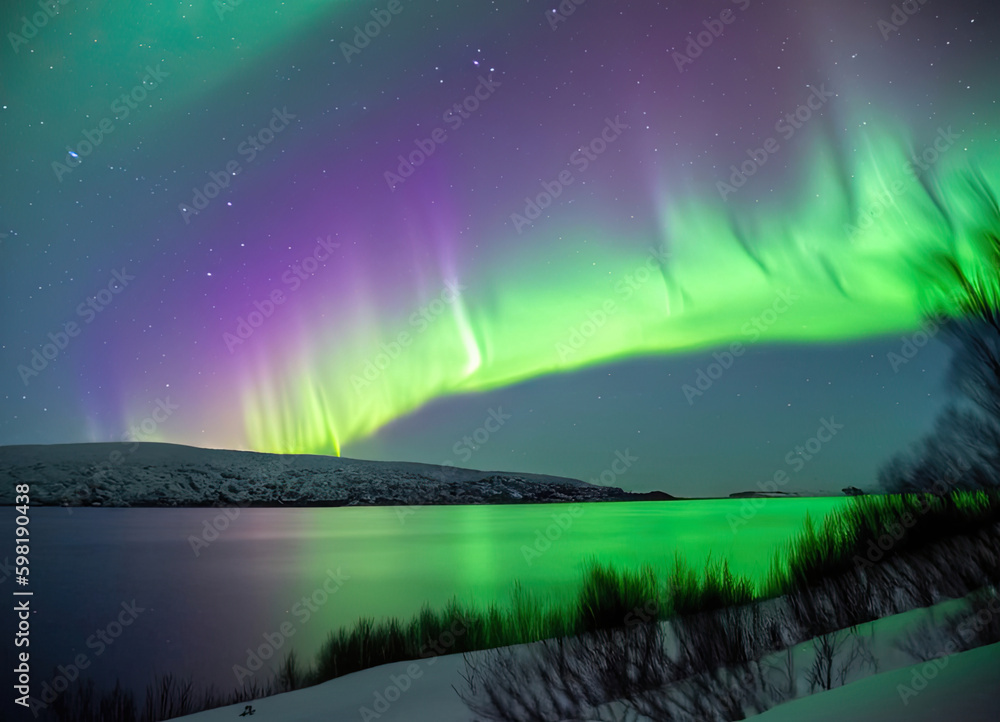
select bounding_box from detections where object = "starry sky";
[1,0,998,496]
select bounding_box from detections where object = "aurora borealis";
[3,0,999,495]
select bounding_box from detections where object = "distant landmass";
[728,487,863,499]
[0,442,677,507]
[729,490,802,498]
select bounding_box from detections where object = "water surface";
[27,498,844,693]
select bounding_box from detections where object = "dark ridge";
[0,442,677,508]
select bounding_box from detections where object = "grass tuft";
[766,491,1000,596]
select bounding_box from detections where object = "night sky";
[2,0,998,496]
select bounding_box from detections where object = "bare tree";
[805,627,877,692]
[880,172,1000,492]
[894,586,1000,663]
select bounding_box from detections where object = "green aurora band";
[235,125,1000,456]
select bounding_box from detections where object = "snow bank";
[173,599,999,722]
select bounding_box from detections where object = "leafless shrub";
[805,626,878,693]
[895,586,1000,663]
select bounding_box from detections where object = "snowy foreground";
[175,602,1000,722]
[754,642,1000,722]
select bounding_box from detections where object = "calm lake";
[26,498,845,694]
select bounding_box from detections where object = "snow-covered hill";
[0,442,641,507]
